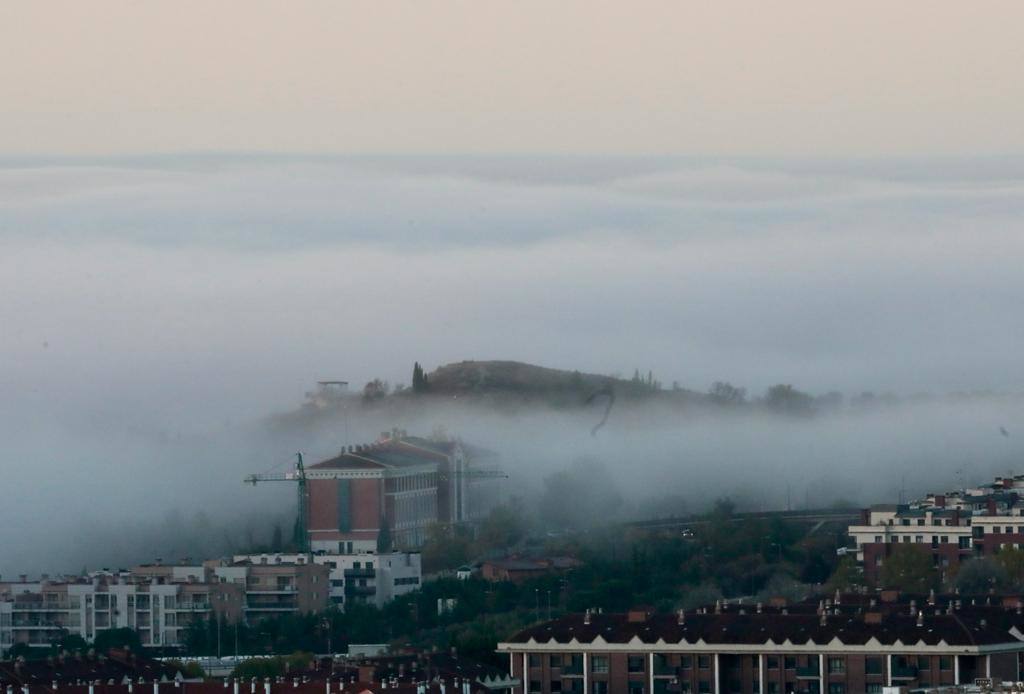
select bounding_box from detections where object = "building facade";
[848,475,1024,584]
[234,551,421,610]
[305,431,502,552]
[498,595,1024,694]
[0,559,329,652]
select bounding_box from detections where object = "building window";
[1007,527,1014,534]
[784,657,796,670]
[591,656,609,674]
[628,655,645,673]
[529,681,542,694]
[681,655,692,669]
[628,684,645,694]
[698,655,711,669]
[828,658,844,674]
[549,654,562,668]
[698,682,710,694]
[915,536,923,543]
[591,683,608,694]
[767,685,780,694]
[892,536,899,543]
[940,656,952,671]
[550,681,562,693]
[917,656,929,670]
[529,654,541,667]
[866,685,882,694]
[874,535,883,543]
[865,657,882,675]
[828,685,845,694]
[766,656,778,670]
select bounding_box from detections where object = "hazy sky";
[3,2,1024,156]
[3,4,1024,575]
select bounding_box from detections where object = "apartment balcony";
[246,587,297,594]
[561,662,584,676]
[12,622,65,630]
[12,601,73,612]
[344,567,376,579]
[795,665,820,679]
[653,662,677,677]
[344,584,376,597]
[175,602,212,611]
[891,665,918,679]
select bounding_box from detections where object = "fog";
[2,155,1023,577]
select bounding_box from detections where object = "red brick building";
[499,594,1024,694]
[305,431,502,552]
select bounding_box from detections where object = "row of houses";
[498,591,1024,694]
[848,474,1024,584]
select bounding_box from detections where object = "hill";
[424,360,621,395]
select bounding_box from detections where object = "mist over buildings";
[1,155,1023,577]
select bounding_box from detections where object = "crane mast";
[244,452,310,553]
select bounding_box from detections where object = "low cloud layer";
[1,155,1022,576]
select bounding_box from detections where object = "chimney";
[677,609,685,625]
[583,609,591,625]
[916,611,924,627]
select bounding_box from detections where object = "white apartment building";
[234,551,421,610]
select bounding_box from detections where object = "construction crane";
[244,452,309,553]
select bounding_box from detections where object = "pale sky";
[3,1,1024,156]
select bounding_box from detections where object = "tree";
[756,573,812,604]
[93,627,143,654]
[475,503,527,554]
[52,632,88,655]
[996,547,1024,589]
[412,362,429,393]
[825,556,862,592]
[762,384,814,416]
[709,381,746,406]
[421,523,472,573]
[376,520,393,553]
[955,557,1010,594]
[681,582,723,609]
[880,545,937,593]
[362,378,389,402]
[5,643,33,660]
